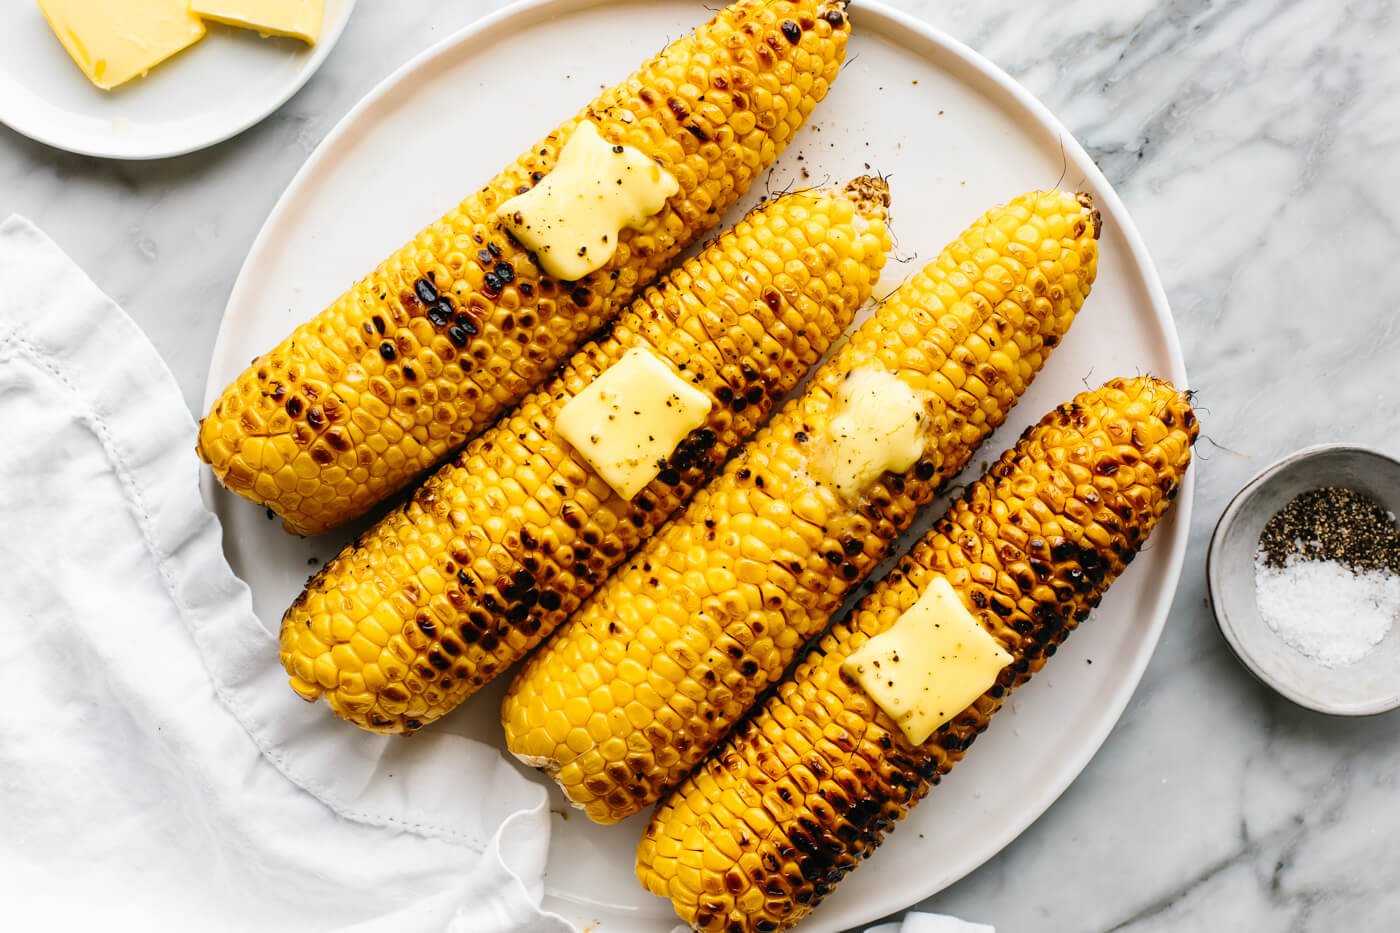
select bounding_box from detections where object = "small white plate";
[201,1,1194,930]
[0,0,355,160]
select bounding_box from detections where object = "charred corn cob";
[280,179,893,732]
[198,0,853,536]
[639,377,1197,932]
[503,189,1102,823]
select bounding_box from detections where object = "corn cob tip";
[1074,191,1103,239]
[842,174,891,220]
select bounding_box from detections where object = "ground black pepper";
[1257,486,1400,574]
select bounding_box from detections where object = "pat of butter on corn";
[189,0,324,43]
[843,576,1013,745]
[555,346,711,500]
[498,121,679,281]
[819,368,927,499]
[37,0,206,90]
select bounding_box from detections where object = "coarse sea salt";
[1254,552,1400,667]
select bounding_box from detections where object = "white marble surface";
[3,1,1398,930]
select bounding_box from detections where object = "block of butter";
[37,0,206,91]
[554,346,712,500]
[497,121,679,281]
[189,0,324,44]
[843,576,1013,746]
[818,367,927,500]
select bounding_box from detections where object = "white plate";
[201,1,1194,930]
[0,1,354,159]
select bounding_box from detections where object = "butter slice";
[555,346,711,500]
[189,0,323,43]
[37,0,205,90]
[497,121,679,281]
[818,368,926,499]
[843,576,1013,746]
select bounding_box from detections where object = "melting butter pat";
[189,0,324,43]
[818,368,926,499]
[497,121,679,281]
[555,346,711,500]
[37,0,206,90]
[843,576,1013,746]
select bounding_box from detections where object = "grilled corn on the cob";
[281,179,893,732]
[638,377,1197,933]
[198,0,854,536]
[503,189,1102,823]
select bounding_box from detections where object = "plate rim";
[0,0,357,161]
[200,0,1196,927]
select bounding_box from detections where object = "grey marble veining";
[4,1,1399,930]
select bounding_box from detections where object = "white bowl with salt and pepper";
[1208,444,1400,715]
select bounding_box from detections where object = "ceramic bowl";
[1208,444,1400,715]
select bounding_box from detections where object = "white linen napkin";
[0,214,994,933]
[0,214,570,933]
[867,915,995,933]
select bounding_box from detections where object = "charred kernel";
[447,325,471,348]
[428,302,454,327]
[780,19,801,42]
[379,342,396,361]
[414,278,438,304]
[371,315,387,335]
[485,272,503,291]
[285,397,303,417]
[494,261,516,284]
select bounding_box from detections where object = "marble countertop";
[4,1,1397,930]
